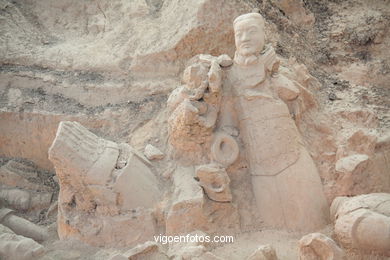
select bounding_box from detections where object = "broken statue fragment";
[331,193,390,255]
[48,121,160,247]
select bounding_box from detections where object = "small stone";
[144,144,165,160]
[328,92,340,101]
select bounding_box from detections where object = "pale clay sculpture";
[48,12,333,248]
[330,193,390,255]
[227,13,329,231]
[167,13,329,231]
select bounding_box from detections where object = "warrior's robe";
[224,47,329,231]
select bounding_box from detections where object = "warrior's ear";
[263,45,279,74]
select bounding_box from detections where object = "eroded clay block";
[49,121,119,214]
[167,86,188,112]
[168,55,223,164]
[166,166,207,235]
[334,154,370,195]
[182,63,208,88]
[298,233,345,260]
[113,151,160,210]
[49,121,105,180]
[331,193,390,255]
[171,166,204,206]
[334,209,390,253]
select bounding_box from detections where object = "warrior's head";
[233,13,265,57]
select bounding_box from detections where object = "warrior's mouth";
[240,43,252,49]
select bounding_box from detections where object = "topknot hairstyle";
[233,13,265,29]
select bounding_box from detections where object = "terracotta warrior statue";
[167,13,329,231]
[221,13,329,231]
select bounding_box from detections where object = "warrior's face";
[234,17,265,57]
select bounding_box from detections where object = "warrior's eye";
[248,29,257,34]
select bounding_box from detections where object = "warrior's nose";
[240,32,249,41]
